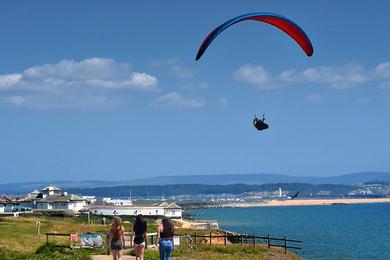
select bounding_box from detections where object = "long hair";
[133,214,147,235]
[162,218,174,237]
[110,216,123,238]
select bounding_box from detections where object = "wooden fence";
[186,233,302,254]
[46,232,302,254]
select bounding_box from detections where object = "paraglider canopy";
[196,12,314,60]
[253,114,269,131]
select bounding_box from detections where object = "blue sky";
[1,1,390,183]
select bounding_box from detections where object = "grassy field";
[0,214,300,259]
[125,245,300,260]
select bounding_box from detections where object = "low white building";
[103,198,133,206]
[89,202,182,218]
[0,196,16,212]
[36,194,87,211]
[11,185,93,213]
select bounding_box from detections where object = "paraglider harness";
[253,114,269,131]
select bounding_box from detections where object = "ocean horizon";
[192,203,390,259]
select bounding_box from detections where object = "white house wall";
[164,209,182,218]
[91,207,181,218]
[19,201,35,209]
[36,201,86,211]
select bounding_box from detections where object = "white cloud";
[3,94,119,109]
[299,65,367,89]
[152,92,205,109]
[234,65,274,90]
[0,74,22,89]
[129,72,158,88]
[0,58,158,109]
[234,62,390,90]
[374,62,390,78]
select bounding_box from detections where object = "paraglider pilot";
[253,114,269,131]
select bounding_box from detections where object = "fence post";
[151,235,154,245]
[284,236,287,254]
[224,231,227,245]
[106,234,110,255]
[209,233,212,245]
[194,233,197,244]
[267,234,270,248]
[253,235,255,247]
[36,221,40,238]
[241,235,243,245]
[46,233,49,243]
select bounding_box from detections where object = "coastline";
[231,197,390,207]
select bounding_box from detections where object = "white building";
[40,185,62,197]
[0,196,16,212]
[0,204,4,213]
[12,185,93,212]
[103,198,133,206]
[36,194,87,211]
[89,202,182,218]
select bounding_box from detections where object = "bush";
[0,246,36,260]
[34,242,92,260]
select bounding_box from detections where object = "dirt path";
[91,255,178,260]
[91,255,135,260]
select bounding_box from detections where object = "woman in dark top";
[132,214,147,260]
[157,218,174,260]
[109,216,125,260]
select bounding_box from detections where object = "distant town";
[0,184,182,218]
[1,180,390,217]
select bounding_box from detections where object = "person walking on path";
[132,214,147,260]
[109,216,126,260]
[157,218,175,260]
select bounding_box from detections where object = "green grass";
[126,246,189,260]
[0,215,300,260]
[0,242,103,260]
[124,244,300,260]
[182,244,301,260]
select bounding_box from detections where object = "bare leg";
[138,243,146,260]
[118,249,123,260]
[134,244,140,260]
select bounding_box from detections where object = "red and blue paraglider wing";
[196,13,313,60]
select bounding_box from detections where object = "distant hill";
[67,183,356,198]
[127,171,390,186]
[1,171,389,194]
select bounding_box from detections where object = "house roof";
[165,203,181,209]
[16,194,40,202]
[0,196,14,204]
[37,194,85,203]
[87,201,182,210]
[41,185,62,191]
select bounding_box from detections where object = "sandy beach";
[236,198,390,207]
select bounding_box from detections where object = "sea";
[191,203,390,260]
